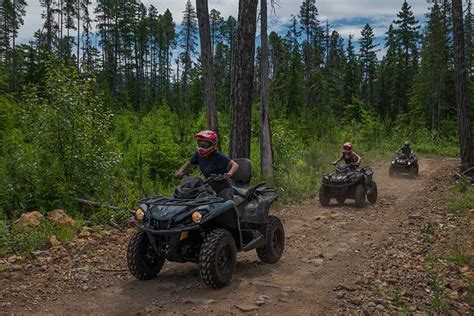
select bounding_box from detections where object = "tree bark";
[196,0,220,142]
[260,0,273,176]
[230,0,258,159]
[452,0,474,171]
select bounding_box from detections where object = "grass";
[449,187,474,214]
[447,235,474,267]
[0,214,83,258]
[428,265,446,313]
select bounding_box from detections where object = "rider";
[175,130,239,200]
[398,141,412,158]
[332,142,362,169]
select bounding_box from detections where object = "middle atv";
[389,154,419,177]
[319,163,378,208]
[127,159,285,289]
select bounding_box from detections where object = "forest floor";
[1,158,473,315]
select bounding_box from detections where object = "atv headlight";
[134,208,145,220]
[192,212,202,224]
[391,160,395,164]
[407,161,411,166]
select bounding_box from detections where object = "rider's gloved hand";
[223,173,233,180]
[174,171,183,178]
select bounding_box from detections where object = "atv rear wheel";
[127,231,165,280]
[336,196,346,204]
[367,181,378,204]
[199,229,237,289]
[355,184,367,208]
[319,186,330,206]
[257,216,285,264]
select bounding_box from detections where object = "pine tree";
[299,0,319,109]
[325,30,346,114]
[0,0,27,91]
[196,0,219,136]
[392,0,421,113]
[179,0,198,99]
[209,9,224,56]
[358,23,378,107]
[410,2,452,131]
[230,0,258,159]
[344,35,359,105]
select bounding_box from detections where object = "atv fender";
[201,200,243,250]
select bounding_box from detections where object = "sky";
[18,0,433,57]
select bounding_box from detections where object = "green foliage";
[9,221,55,258]
[0,61,119,216]
[449,188,474,214]
[428,265,446,313]
[90,208,131,226]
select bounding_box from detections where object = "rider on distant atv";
[333,142,362,170]
[397,141,412,158]
[175,130,239,200]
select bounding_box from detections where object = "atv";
[389,154,419,177]
[127,159,284,289]
[319,163,378,208]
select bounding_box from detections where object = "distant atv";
[127,159,284,289]
[389,154,419,177]
[319,164,378,208]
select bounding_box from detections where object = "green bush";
[449,188,474,214]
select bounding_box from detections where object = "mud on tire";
[127,231,165,280]
[257,216,285,264]
[199,229,237,289]
[319,186,330,206]
[355,184,367,208]
[367,181,378,204]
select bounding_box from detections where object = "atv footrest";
[242,231,265,251]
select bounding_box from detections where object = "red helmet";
[343,142,353,151]
[196,130,218,157]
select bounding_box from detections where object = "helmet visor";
[197,140,213,149]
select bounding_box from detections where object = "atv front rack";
[139,196,224,206]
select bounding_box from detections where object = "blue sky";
[19,0,433,57]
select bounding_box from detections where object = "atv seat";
[231,158,252,187]
[233,186,249,197]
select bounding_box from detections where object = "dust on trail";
[6,158,456,315]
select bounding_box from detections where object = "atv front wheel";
[355,184,367,208]
[257,216,285,264]
[409,165,418,177]
[127,231,165,280]
[389,166,395,177]
[367,181,378,204]
[199,229,237,289]
[319,186,330,206]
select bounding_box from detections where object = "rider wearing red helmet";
[333,142,362,167]
[175,130,239,200]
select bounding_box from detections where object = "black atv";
[389,154,419,177]
[319,164,378,208]
[127,159,284,289]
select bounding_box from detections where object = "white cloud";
[19,0,431,43]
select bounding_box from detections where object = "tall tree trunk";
[452,0,474,171]
[230,0,258,159]
[196,0,220,141]
[77,0,80,71]
[260,0,273,176]
[11,0,17,92]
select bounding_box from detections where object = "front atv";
[127,159,284,289]
[319,164,378,208]
[389,154,419,177]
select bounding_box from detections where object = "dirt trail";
[4,159,457,315]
